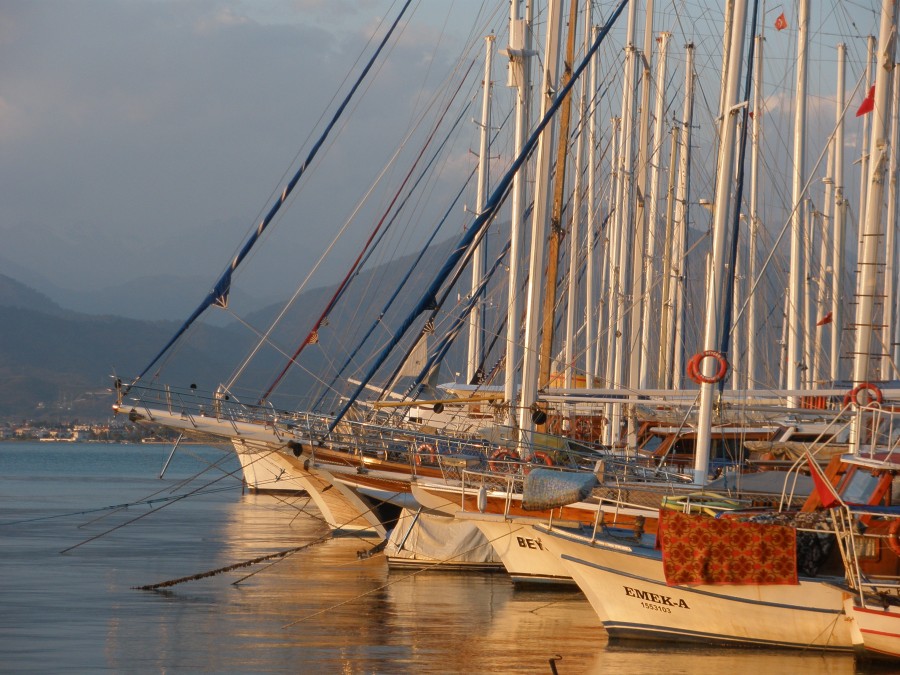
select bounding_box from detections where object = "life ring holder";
[843,383,884,409]
[688,350,729,385]
[489,449,517,473]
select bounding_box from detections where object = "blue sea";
[0,442,862,673]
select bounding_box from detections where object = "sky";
[0,0,888,321]
[0,0,504,316]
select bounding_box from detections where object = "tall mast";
[746,30,764,389]
[816,45,837,386]
[814,200,830,385]
[717,0,736,125]
[858,35,877,252]
[467,35,495,385]
[830,43,847,383]
[503,0,533,427]
[608,0,639,447]
[658,122,678,385]
[693,0,748,485]
[851,0,898,453]
[639,31,671,389]
[564,2,592,390]
[670,42,694,390]
[786,0,810,407]
[630,0,656,401]
[603,114,622,444]
[517,0,564,453]
[585,24,600,387]
[882,63,900,380]
[538,0,579,394]
[802,198,814,389]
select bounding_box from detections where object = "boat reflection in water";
[112,490,857,673]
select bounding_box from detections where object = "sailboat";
[113,1,900,657]
[114,0,636,550]
[522,0,900,657]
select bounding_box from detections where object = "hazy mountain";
[0,274,72,317]
[0,237,466,420]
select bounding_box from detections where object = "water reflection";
[123,492,856,673]
[0,439,869,673]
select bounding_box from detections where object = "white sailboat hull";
[231,438,311,494]
[846,597,900,659]
[128,405,309,492]
[127,406,386,535]
[466,515,576,585]
[540,525,854,651]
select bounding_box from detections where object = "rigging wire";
[327,0,632,432]
[126,0,417,392]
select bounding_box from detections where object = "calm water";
[0,442,866,673]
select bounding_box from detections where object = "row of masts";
[459,0,899,469]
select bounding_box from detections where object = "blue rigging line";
[127,0,415,390]
[312,168,476,412]
[327,0,630,432]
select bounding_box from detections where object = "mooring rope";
[133,488,407,590]
[77,447,240,529]
[58,461,247,554]
[133,536,333,591]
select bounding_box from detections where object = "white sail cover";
[385,508,501,566]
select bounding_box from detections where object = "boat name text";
[624,586,689,609]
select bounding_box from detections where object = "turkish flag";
[856,84,876,116]
[774,12,788,31]
[816,311,833,327]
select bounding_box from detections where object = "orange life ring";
[688,350,729,384]
[888,519,900,558]
[843,383,884,408]
[489,449,517,472]
[415,443,438,466]
[686,354,700,382]
[532,451,555,467]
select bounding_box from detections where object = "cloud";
[0,0,489,307]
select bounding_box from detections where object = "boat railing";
[852,403,900,465]
[290,414,495,473]
[119,382,314,437]
[830,503,900,604]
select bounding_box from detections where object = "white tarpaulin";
[385,508,502,568]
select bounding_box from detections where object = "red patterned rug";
[658,509,799,586]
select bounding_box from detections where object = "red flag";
[774,12,788,31]
[806,452,842,509]
[816,311,833,327]
[856,84,876,116]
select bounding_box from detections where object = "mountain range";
[0,221,742,423]
[0,237,462,422]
